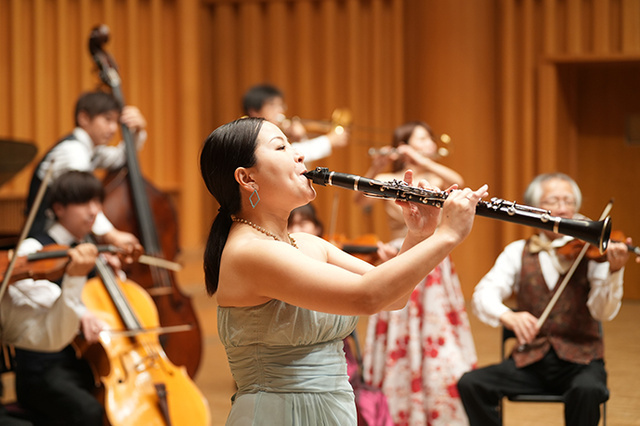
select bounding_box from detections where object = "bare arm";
[218,184,488,315]
[399,144,464,188]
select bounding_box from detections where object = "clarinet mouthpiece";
[303,167,330,185]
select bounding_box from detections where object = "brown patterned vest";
[511,240,603,368]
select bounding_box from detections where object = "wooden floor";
[174,248,640,426]
[5,247,636,425]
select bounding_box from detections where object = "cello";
[75,253,211,425]
[88,25,203,377]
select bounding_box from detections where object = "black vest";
[511,240,603,367]
[25,133,77,237]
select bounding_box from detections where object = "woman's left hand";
[397,169,446,240]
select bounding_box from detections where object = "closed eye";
[278,140,293,151]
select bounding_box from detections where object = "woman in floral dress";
[357,121,477,425]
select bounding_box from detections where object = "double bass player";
[25,90,146,250]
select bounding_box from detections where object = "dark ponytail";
[199,117,264,295]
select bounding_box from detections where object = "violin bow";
[536,199,614,329]
[26,244,182,272]
[0,161,56,301]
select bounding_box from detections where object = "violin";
[75,254,210,425]
[0,244,132,285]
[557,230,640,262]
[0,243,179,285]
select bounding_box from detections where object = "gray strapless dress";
[218,299,359,425]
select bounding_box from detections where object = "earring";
[250,188,260,208]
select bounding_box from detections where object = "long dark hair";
[199,117,264,295]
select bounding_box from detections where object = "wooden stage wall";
[1,0,639,298]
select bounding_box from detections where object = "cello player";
[0,237,97,426]
[14,171,132,425]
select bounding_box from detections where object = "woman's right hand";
[436,184,489,244]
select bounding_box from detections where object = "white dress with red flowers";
[362,256,477,426]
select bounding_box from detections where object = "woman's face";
[407,125,437,157]
[251,122,316,207]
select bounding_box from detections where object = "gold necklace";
[231,215,298,249]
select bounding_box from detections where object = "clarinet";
[303,167,611,253]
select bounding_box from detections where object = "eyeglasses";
[540,197,577,208]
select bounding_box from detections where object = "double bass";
[88,25,202,377]
[76,253,210,425]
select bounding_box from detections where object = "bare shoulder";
[216,237,284,306]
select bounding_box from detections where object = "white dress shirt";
[1,223,88,351]
[36,127,147,235]
[294,136,332,163]
[472,234,624,328]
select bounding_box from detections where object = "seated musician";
[457,172,633,426]
[0,227,97,426]
[242,83,349,162]
[13,171,136,426]
[25,90,146,248]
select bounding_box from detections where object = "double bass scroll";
[88,25,203,377]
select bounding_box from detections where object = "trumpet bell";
[288,108,353,136]
[437,133,452,158]
[331,108,353,129]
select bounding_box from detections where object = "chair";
[0,345,37,423]
[499,327,607,425]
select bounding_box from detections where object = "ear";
[77,110,91,128]
[51,202,64,219]
[234,167,257,194]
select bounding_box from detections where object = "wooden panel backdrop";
[199,0,407,244]
[1,0,639,299]
[499,0,640,298]
[0,0,204,246]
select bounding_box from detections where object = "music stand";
[0,139,37,186]
[0,139,37,248]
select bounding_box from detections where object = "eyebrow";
[267,135,288,145]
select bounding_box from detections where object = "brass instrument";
[304,167,612,253]
[368,133,453,159]
[278,108,352,136]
